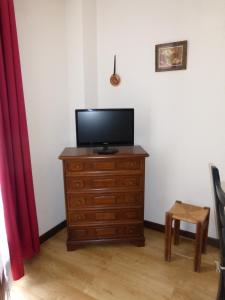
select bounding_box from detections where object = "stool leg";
[165,212,173,261]
[195,222,203,272]
[202,208,210,254]
[174,219,180,245]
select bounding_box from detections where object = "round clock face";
[110,74,121,86]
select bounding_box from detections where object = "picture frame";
[155,40,187,72]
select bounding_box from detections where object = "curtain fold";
[0,0,40,280]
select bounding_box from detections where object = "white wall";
[14,0,70,235]
[65,0,85,144]
[97,0,225,237]
[65,0,98,144]
[14,0,98,235]
[82,0,98,107]
[14,0,225,238]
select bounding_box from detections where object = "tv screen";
[75,109,134,150]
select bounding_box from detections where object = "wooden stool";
[165,201,210,272]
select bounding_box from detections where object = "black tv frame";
[75,108,134,154]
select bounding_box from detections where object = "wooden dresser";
[59,146,149,250]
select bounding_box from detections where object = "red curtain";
[0,0,40,280]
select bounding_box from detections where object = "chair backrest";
[211,165,225,265]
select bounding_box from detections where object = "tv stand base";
[94,147,118,155]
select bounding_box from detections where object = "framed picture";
[155,40,187,72]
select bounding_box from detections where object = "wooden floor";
[11,228,219,300]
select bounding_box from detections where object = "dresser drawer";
[64,158,143,174]
[68,208,143,225]
[66,174,144,191]
[67,191,143,209]
[68,224,143,241]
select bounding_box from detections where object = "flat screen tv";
[75,108,134,154]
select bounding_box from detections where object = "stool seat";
[165,201,210,272]
[169,202,209,224]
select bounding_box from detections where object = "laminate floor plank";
[11,228,219,300]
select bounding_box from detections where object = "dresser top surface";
[59,146,149,160]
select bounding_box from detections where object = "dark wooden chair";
[211,166,225,300]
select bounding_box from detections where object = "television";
[75,108,134,154]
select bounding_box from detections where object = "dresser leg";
[67,242,84,251]
[131,239,145,247]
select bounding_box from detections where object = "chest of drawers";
[59,146,149,250]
